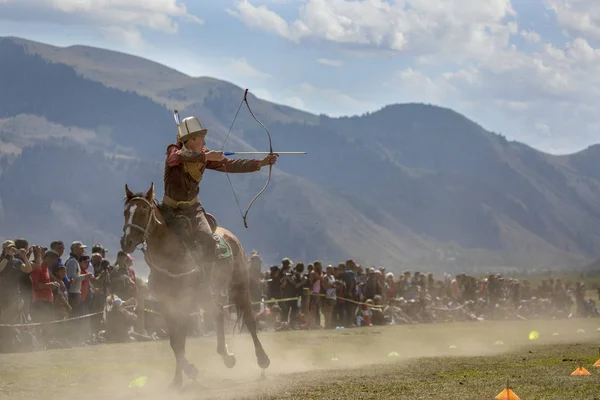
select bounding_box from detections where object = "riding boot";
[186,231,218,266]
[199,235,219,265]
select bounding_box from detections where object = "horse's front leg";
[166,316,184,389]
[167,315,197,389]
[214,300,236,368]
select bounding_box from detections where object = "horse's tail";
[232,285,247,334]
[218,227,252,335]
[230,237,251,335]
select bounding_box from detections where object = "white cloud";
[285,96,305,109]
[0,0,201,47]
[224,58,272,79]
[250,88,274,102]
[316,58,343,67]
[229,0,517,62]
[521,29,541,43]
[102,26,146,48]
[404,36,600,153]
[547,0,600,40]
[296,83,376,116]
[226,1,291,39]
[393,68,448,103]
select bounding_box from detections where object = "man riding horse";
[163,115,278,264]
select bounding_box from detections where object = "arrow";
[224,151,306,156]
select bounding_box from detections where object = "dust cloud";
[1,318,597,400]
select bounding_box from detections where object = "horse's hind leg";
[215,302,236,368]
[237,286,270,369]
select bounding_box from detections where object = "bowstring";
[221,95,246,223]
[221,89,274,228]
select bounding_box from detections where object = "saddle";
[157,202,217,235]
[157,202,232,260]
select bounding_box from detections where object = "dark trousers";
[167,205,217,261]
[68,293,81,316]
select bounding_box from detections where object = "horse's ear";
[145,183,155,201]
[125,184,134,199]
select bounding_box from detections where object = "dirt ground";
[2,318,600,399]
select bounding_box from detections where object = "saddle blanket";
[214,233,232,260]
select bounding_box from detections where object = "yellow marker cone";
[552,332,559,336]
[528,331,539,340]
[128,376,147,388]
[577,329,586,333]
[495,340,504,346]
[388,351,399,357]
[495,379,520,400]
[571,362,591,376]
[449,345,458,349]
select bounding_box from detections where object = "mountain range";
[1,36,599,274]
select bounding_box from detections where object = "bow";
[221,89,273,229]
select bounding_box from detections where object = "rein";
[123,197,159,242]
[124,196,200,279]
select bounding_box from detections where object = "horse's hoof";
[168,378,183,391]
[257,369,267,381]
[222,354,236,369]
[182,363,199,381]
[257,353,270,369]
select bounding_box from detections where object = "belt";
[162,195,199,210]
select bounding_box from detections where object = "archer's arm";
[206,157,261,173]
[166,144,207,166]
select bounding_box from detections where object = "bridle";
[123,196,201,279]
[123,196,161,245]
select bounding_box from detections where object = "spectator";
[91,253,104,277]
[322,265,337,329]
[279,258,296,324]
[49,241,65,271]
[92,244,107,259]
[14,238,39,320]
[31,250,60,323]
[309,262,323,328]
[111,251,136,300]
[65,241,92,316]
[53,264,72,320]
[267,266,281,300]
[249,252,263,312]
[0,240,34,324]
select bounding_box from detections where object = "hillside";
[0,36,599,271]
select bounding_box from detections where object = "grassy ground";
[2,319,600,399]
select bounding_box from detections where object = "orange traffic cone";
[593,347,600,367]
[495,379,520,400]
[571,361,591,376]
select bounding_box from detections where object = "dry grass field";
[2,318,600,399]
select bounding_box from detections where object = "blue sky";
[1,0,599,154]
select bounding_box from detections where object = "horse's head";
[121,183,161,253]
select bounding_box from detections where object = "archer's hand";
[205,151,225,162]
[260,154,279,167]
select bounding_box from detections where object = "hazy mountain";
[1,36,599,272]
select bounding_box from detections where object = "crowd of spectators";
[0,239,140,352]
[1,239,598,352]
[250,256,599,331]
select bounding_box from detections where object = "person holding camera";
[0,240,34,325]
[111,251,136,301]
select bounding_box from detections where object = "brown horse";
[120,183,270,389]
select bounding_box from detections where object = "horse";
[120,183,270,389]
